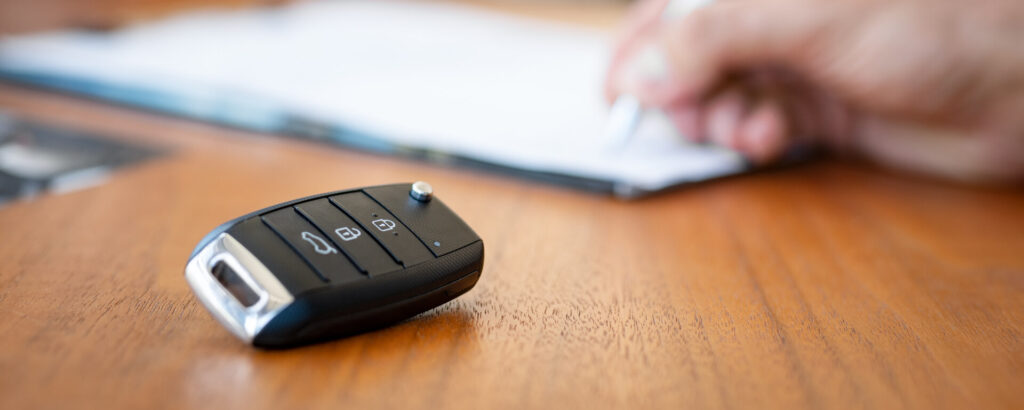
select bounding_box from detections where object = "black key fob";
[185,182,483,348]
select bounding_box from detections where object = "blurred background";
[0,0,627,34]
[0,0,747,204]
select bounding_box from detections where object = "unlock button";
[335,226,361,241]
[295,199,401,276]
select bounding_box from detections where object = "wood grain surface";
[0,8,1023,408]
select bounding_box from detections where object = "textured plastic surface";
[255,241,483,347]
[224,218,324,296]
[329,192,433,267]
[364,185,478,257]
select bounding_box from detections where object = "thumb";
[636,0,837,106]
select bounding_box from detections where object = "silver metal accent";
[409,181,433,202]
[185,233,294,344]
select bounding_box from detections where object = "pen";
[605,0,716,147]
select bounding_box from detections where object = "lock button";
[329,192,433,268]
[295,199,401,276]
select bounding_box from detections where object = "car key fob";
[185,182,483,348]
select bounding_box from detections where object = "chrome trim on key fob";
[185,233,294,343]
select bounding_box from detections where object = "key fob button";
[364,184,478,257]
[294,199,401,276]
[330,192,433,267]
[224,217,324,295]
[261,208,364,284]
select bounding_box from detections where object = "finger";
[737,99,790,164]
[664,103,702,142]
[605,0,672,100]
[744,67,850,151]
[617,0,673,43]
[642,0,833,107]
[704,88,749,149]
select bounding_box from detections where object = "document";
[0,0,747,197]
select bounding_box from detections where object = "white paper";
[0,0,745,195]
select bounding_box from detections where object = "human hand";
[606,0,1024,182]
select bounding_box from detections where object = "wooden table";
[1,7,1023,409]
